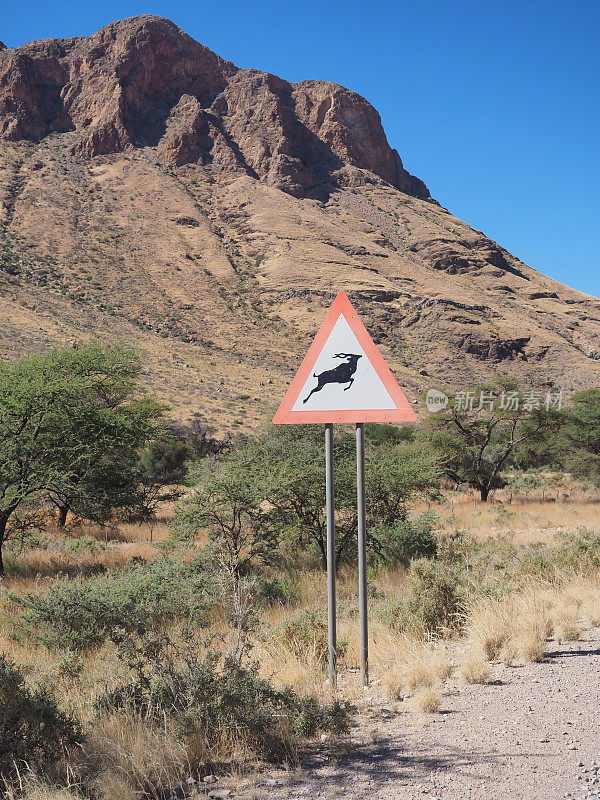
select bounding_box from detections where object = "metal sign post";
[355,422,368,687]
[273,291,417,694]
[325,423,337,690]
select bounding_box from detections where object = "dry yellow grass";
[465,578,598,669]
[2,496,600,777]
[466,586,549,664]
[403,649,452,690]
[457,648,491,684]
[502,630,546,664]
[382,642,452,701]
[431,495,600,545]
[13,786,80,800]
[0,507,180,591]
[3,542,157,588]
[550,607,583,642]
[544,579,600,630]
[408,687,442,714]
[467,599,512,661]
[81,713,190,800]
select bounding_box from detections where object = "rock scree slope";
[0,15,598,425]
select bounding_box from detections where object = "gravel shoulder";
[226,628,600,799]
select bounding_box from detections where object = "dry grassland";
[2,493,600,800]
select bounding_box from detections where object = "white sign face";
[291,315,396,412]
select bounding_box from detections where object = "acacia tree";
[176,425,441,572]
[172,450,277,579]
[171,451,278,661]
[423,381,563,502]
[0,344,163,574]
[134,428,191,523]
[560,389,600,484]
[255,425,358,569]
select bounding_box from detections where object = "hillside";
[1,15,599,427]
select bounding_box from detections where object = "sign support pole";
[325,422,337,691]
[273,291,417,692]
[356,422,369,687]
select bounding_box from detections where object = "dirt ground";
[212,628,600,800]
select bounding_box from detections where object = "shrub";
[371,513,437,568]
[383,558,465,636]
[271,610,347,668]
[554,528,600,571]
[99,633,350,763]
[256,573,300,605]
[291,694,350,737]
[409,687,442,713]
[10,557,213,651]
[0,655,81,784]
[457,649,491,684]
[55,650,84,681]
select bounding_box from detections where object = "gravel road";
[221,628,600,799]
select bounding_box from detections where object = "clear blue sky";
[4,1,599,296]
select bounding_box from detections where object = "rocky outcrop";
[412,235,530,280]
[0,16,429,199]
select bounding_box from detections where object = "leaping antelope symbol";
[303,353,362,404]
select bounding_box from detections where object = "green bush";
[371,513,438,567]
[436,528,477,564]
[383,558,465,635]
[291,694,350,737]
[553,528,600,571]
[100,635,350,762]
[272,610,347,668]
[437,527,600,594]
[256,573,300,605]
[10,557,213,651]
[55,650,84,681]
[0,655,81,784]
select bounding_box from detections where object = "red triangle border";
[273,291,417,424]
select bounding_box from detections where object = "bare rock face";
[0,15,429,199]
[293,81,428,197]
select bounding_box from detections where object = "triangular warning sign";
[273,291,417,424]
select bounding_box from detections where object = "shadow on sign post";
[273,291,417,691]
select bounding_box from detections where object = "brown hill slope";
[0,15,598,427]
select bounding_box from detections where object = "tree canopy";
[0,343,163,574]
[422,381,563,501]
[174,424,442,571]
[560,388,600,484]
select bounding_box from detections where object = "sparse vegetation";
[457,648,491,684]
[409,686,442,713]
[0,655,81,788]
[3,344,600,796]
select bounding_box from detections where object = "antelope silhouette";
[303,353,362,404]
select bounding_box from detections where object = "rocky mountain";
[0,15,598,428]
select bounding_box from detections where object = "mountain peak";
[2,19,597,426]
[0,17,428,199]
